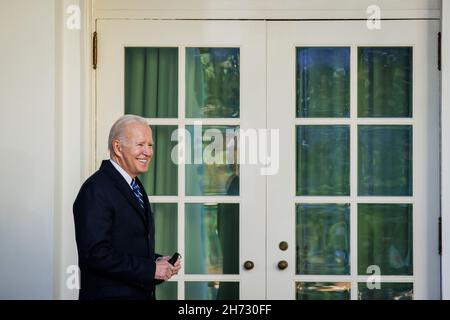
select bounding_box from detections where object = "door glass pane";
[156,281,177,300]
[139,125,178,195]
[296,282,351,300]
[185,203,239,274]
[358,125,412,196]
[297,125,350,196]
[186,125,239,196]
[153,203,177,255]
[125,47,178,118]
[358,47,412,117]
[358,282,413,300]
[186,48,240,118]
[185,281,239,300]
[296,204,350,275]
[296,47,350,117]
[358,204,413,275]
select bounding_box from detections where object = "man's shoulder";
[73,169,113,207]
[73,169,115,213]
[83,170,107,186]
[79,162,114,192]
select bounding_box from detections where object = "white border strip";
[93,10,441,20]
[441,0,450,300]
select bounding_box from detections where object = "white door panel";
[97,20,267,299]
[267,20,439,299]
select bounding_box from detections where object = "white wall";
[0,0,56,299]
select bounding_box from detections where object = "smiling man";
[73,114,181,300]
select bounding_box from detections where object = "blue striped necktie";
[131,179,145,209]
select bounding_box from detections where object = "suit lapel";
[100,160,148,230]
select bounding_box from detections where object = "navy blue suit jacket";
[73,160,159,300]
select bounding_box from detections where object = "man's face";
[115,123,153,178]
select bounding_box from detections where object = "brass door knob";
[244,260,254,270]
[278,260,288,270]
[279,241,288,251]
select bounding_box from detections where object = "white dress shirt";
[109,159,134,190]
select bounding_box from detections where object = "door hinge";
[93,31,98,70]
[439,217,442,255]
[438,32,441,71]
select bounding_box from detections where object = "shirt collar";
[110,159,133,189]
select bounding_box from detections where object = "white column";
[54,0,88,300]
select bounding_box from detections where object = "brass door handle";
[278,260,288,270]
[279,241,288,251]
[243,260,254,270]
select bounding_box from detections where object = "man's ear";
[112,139,122,158]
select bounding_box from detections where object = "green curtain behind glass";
[296,282,351,300]
[153,203,178,300]
[296,125,350,196]
[358,282,413,300]
[124,47,179,195]
[358,204,413,275]
[125,47,178,118]
[186,48,240,118]
[185,204,208,275]
[185,203,238,275]
[296,204,350,275]
[358,125,412,196]
[124,48,179,296]
[139,126,178,196]
[185,125,239,196]
[296,47,350,118]
[358,47,412,117]
[153,203,177,255]
[185,282,239,300]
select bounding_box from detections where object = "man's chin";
[138,166,149,173]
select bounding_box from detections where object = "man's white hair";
[108,114,148,152]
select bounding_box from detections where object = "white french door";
[96,19,440,299]
[96,20,267,299]
[267,20,440,299]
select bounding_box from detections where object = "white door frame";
[441,0,450,300]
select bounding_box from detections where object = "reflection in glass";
[296,282,351,300]
[296,204,350,275]
[358,125,412,196]
[156,281,177,300]
[358,282,413,300]
[153,203,177,255]
[358,47,412,117]
[358,204,413,275]
[125,47,178,118]
[296,47,350,118]
[139,126,178,195]
[297,125,349,196]
[185,282,239,300]
[186,48,240,118]
[185,203,239,274]
[186,125,239,196]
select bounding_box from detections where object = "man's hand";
[154,256,182,280]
